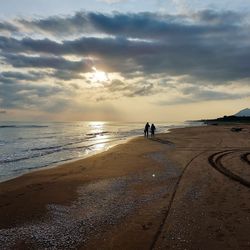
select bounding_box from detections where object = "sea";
[0,121,202,182]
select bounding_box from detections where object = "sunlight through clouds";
[1,1,250,121]
[91,67,109,83]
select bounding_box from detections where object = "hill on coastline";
[235,108,250,117]
[199,108,250,124]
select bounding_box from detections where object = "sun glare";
[91,67,109,83]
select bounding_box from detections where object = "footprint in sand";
[142,222,153,230]
[16,193,25,198]
[0,202,11,208]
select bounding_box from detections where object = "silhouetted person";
[151,123,156,137]
[144,122,150,138]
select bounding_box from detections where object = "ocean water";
[0,121,201,182]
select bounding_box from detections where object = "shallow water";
[0,121,201,182]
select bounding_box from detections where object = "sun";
[91,67,109,83]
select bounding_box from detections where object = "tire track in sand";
[241,152,250,165]
[149,137,207,249]
[208,150,250,188]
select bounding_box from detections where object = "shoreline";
[0,135,135,185]
[1,124,250,249]
[0,129,172,186]
[0,121,200,185]
[1,127,176,185]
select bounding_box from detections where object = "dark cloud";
[157,86,250,105]
[0,36,62,54]
[0,9,249,84]
[0,36,157,75]
[0,76,65,110]
[194,10,243,25]
[0,69,84,83]
[0,21,17,32]
[182,86,245,100]
[0,9,250,107]
[0,35,158,57]
[125,83,154,97]
[1,32,250,84]
[19,12,91,36]
[51,70,85,81]
[1,53,90,72]
[0,71,44,81]
[17,11,243,39]
[0,75,16,84]
[106,79,126,92]
[101,79,156,100]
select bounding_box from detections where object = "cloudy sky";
[0,0,250,122]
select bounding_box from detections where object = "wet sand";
[1,125,250,249]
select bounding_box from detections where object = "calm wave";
[0,121,201,182]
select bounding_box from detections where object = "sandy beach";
[1,125,250,249]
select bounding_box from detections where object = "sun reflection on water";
[87,121,110,153]
[91,143,106,151]
[88,121,105,129]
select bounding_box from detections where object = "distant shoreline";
[196,115,250,124]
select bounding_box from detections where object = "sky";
[0,0,250,122]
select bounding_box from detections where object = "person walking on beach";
[151,123,156,137]
[144,122,150,138]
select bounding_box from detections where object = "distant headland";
[198,108,250,124]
